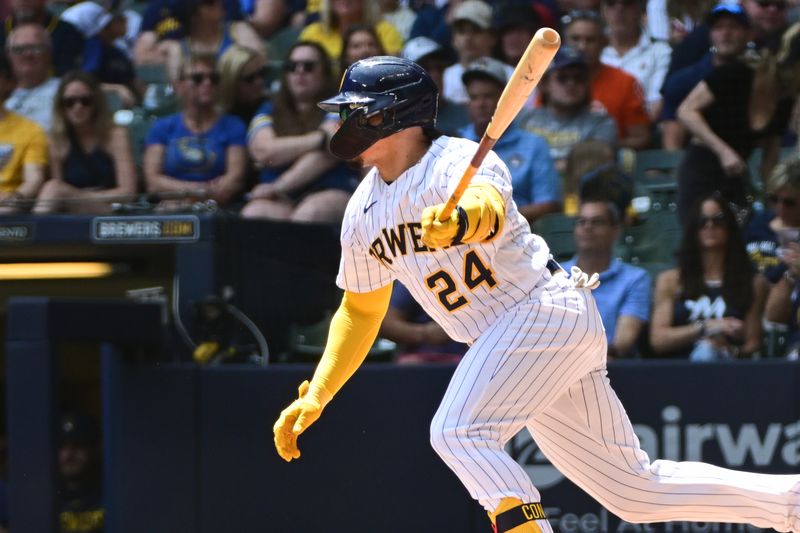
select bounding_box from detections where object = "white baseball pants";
[430,272,800,532]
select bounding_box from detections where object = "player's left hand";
[273,380,325,462]
[421,203,461,248]
[570,266,600,290]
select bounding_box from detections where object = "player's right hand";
[420,204,461,248]
[273,380,325,462]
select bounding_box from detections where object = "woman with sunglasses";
[745,153,800,283]
[33,71,137,214]
[242,42,357,222]
[760,156,800,357]
[219,44,269,126]
[650,195,768,360]
[143,54,247,208]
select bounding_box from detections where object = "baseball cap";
[462,56,509,87]
[492,2,542,32]
[61,1,116,38]
[548,45,588,71]
[451,0,493,30]
[402,37,454,65]
[706,3,750,27]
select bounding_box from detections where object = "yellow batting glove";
[272,380,330,462]
[421,204,460,249]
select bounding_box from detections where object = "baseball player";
[272,56,800,533]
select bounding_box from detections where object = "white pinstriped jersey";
[336,135,551,344]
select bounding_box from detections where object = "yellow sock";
[489,498,545,533]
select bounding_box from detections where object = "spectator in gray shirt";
[5,23,59,132]
[519,46,617,174]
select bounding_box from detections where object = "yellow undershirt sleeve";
[305,284,392,407]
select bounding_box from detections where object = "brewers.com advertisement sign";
[91,215,199,243]
[508,362,799,533]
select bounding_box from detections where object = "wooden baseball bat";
[437,27,561,222]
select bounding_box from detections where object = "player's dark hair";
[422,126,443,143]
[677,195,753,313]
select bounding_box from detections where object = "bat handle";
[437,136,496,222]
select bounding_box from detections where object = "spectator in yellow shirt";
[0,51,47,214]
[299,0,403,61]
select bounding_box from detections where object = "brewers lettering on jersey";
[272,56,800,533]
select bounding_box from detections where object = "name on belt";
[92,216,199,242]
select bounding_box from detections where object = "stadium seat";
[135,63,169,85]
[122,112,156,169]
[632,149,683,213]
[620,211,682,265]
[265,26,302,85]
[532,213,576,262]
[762,323,790,358]
[104,90,123,113]
[287,312,396,363]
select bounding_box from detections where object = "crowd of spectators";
[0,0,799,360]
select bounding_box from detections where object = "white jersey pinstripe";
[337,135,551,344]
[336,134,800,532]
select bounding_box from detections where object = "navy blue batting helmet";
[318,56,438,160]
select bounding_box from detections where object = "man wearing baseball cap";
[402,36,469,136]
[442,0,514,105]
[519,46,618,172]
[58,412,104,533]
[459,56,562,223]
[661,3,751,149]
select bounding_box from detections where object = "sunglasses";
[8,43,47,56]
[240,66,268,84]
[561,9,602,26]
[768,194,798,208]
[186,72,221,85]
[755,0,786,9]
[284,60,318,73]
[62,95,93,109]
[698,213,726,228]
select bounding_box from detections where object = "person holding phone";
[746,154,800,283]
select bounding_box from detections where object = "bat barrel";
[538,28,561,47]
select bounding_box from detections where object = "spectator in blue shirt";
[459,56,562,223]
[134,0,243,64]
[62,1,138,108]
[562,200,652,359]
[143,53,247,207]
